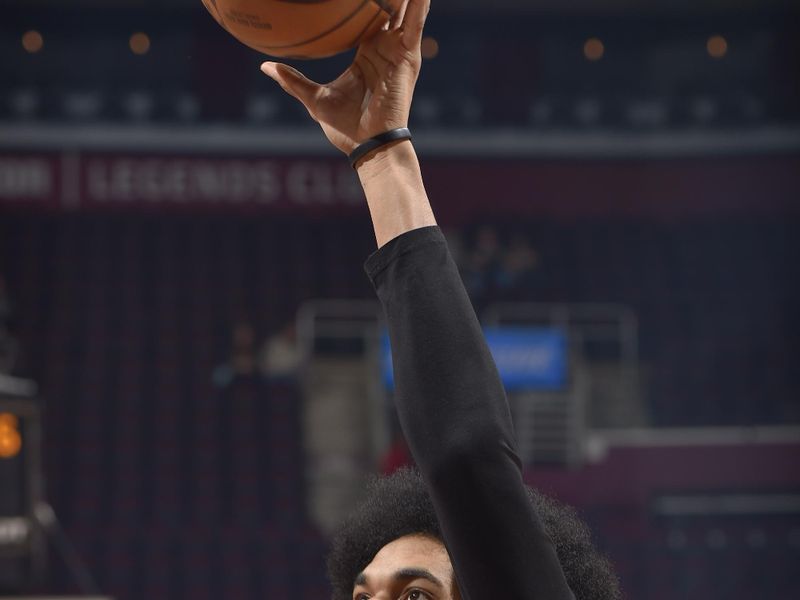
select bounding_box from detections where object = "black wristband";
[348,128,412,169]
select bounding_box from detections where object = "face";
[353,534,459,600]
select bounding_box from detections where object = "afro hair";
[327,467,620,600]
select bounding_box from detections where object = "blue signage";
[382,327,568,391]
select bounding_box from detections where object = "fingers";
[401,0,430,47]
[389,0,410,30]
[260,62,322,112]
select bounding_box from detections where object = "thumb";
[261,61,321,112]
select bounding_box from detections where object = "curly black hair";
[327,467,620,600]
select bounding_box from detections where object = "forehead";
[363,534,453,580]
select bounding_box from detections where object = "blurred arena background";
[1,0,799,598]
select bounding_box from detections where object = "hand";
[260,0,430,157]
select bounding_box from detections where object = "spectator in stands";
[461,224,502,305]
[0,276,18,374]
[461,228,546,305]
[212,320,258,388]
[497,232,543,298]
[380,431,413,476]
[259,320,303,381]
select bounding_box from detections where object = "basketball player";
[262,0,620,597]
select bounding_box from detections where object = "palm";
[261,0,428,156]
[314,38,418,153]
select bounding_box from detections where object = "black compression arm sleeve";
[365,226,574,600]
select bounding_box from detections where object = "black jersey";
[365,226,574,600]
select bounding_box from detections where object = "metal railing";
[295,299,643,470]
[484,302,641,428]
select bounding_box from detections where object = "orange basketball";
[201,0,403,59]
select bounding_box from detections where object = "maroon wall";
[2,153,798,221]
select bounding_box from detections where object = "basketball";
[200,0,404,59]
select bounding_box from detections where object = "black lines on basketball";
[257,0,372,51]
[200,0,399,58]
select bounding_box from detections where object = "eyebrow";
[354,567,445,588]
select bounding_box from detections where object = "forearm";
[358,141,515,475]
[357,141,437,249]
[372,232,517,475]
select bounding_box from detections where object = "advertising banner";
[382,327,568,391]
[0,153,365,214]
[2,152,798,219]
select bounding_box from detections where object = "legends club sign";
[0,153,365,212]
[3,151,794,219]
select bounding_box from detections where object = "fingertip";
[260,61,277,77]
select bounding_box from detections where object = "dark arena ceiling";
[3,0,799,16]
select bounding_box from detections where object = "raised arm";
[360,190,572,600]
[262,1,572,596]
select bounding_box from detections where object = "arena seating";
[2,10,797,130]
[2,214,352,596]
[1,212,797,597]
[585,512,800,599]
